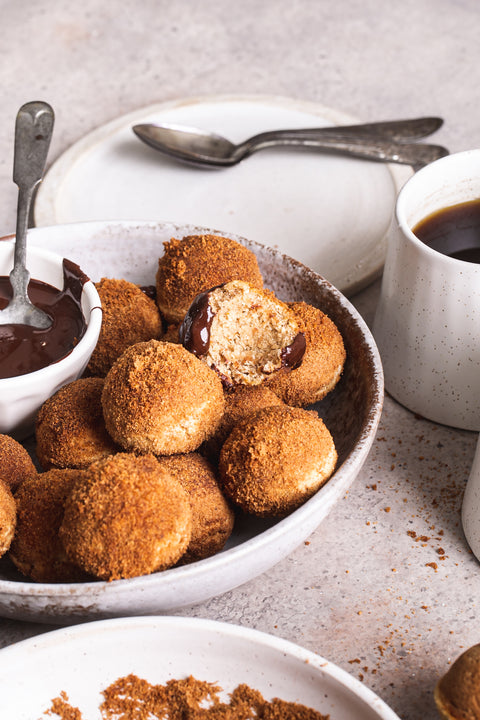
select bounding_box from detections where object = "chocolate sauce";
[140,284,156,300]
[281,332,306,369]
[179,289,216,356]
[0,258,88,379]
[413,199,480,263]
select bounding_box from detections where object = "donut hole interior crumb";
[207,282,300,385]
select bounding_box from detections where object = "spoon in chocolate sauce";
[0,101,54,329]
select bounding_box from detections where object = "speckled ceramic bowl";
[0,240,102,438]
[0,221,383,622]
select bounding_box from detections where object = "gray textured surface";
[0,2,479,719]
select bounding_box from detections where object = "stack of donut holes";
[1,234,346,583]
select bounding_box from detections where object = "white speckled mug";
[462,434,480,560]
[373,149,480,430]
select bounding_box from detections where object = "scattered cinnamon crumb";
[45,691,83,719]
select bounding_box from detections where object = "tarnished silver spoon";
[132,117,448,169]
[0,101,55,328]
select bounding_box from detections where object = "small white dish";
[0,240,102,438]
[0,615,401,720]
[0,220,383,623]
[33,94,411,295]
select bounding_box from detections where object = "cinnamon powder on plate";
[44,673,330,719]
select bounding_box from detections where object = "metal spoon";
[0,101,55,328]
[132,117,448,169]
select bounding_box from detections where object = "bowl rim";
[0,237,102,388]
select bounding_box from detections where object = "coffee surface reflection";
[413,198,480,263]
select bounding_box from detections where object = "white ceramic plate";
[0,220,383,623]
[0,616,401,720]
[34,94,411,295]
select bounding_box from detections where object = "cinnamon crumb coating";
[156,234,263,324]
[59,453,192,580]
[0,433,37,492]
[219,406,337,517]
[35,377,119,470]
[203,384,285,461]
[102,340,225,455]
[264,301,346,406]
[156,453,234,562]
[87,277,163,377]
[9,469,87,582]
[435,644,480,720]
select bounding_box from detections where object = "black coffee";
[412,198,480,263]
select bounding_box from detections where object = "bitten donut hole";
[187,280,305,386]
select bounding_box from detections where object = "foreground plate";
[34,94,411,294]
[0,616,401,720]
[0,221,383,622]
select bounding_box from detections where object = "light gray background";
[1,2,479,719]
